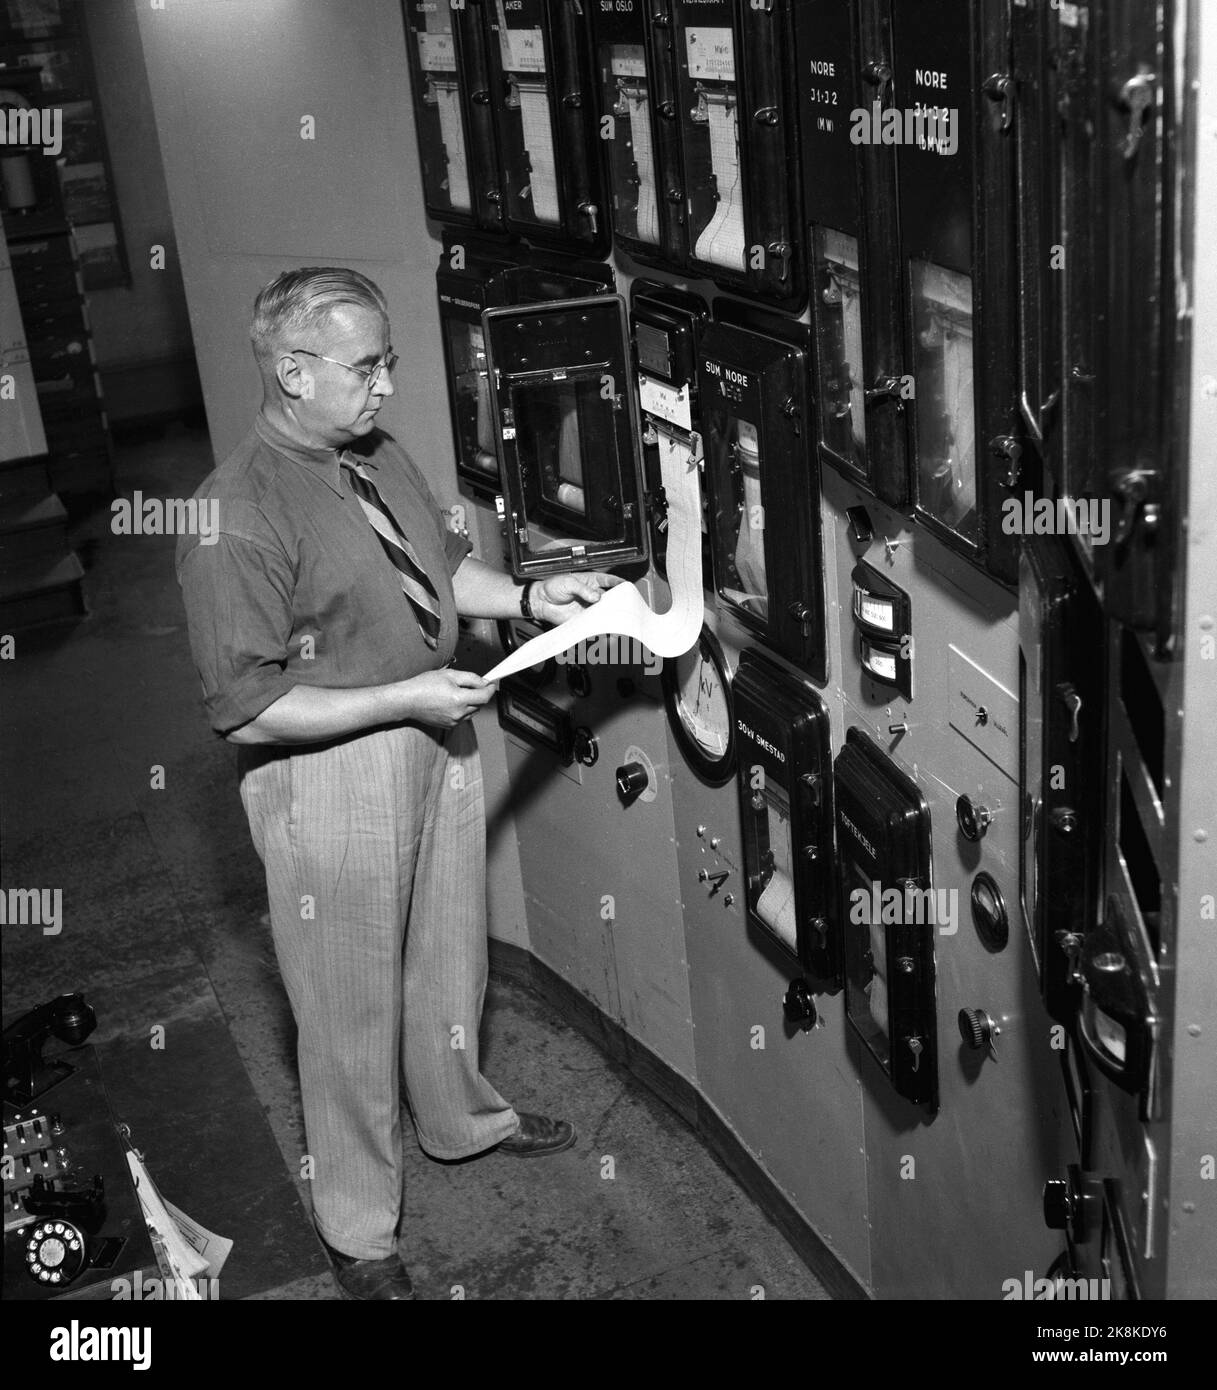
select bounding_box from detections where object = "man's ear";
[276,352,313,401]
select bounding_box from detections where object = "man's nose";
[373,371,395,400]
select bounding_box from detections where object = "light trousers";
[238,719,516,1259]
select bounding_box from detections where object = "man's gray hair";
[250,267,388,369]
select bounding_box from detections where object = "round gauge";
[496,616,555,689]
[662,625,736,785]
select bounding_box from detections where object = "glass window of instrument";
[910,259,978,545]
[446,320,499,484]
[846,860,890,1066]
[747,781,798,957]
[812,226,868,478]
[711,415,767,623]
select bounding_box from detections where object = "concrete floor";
[1,422,830,1300]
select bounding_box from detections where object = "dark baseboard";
[487,936,869,1301]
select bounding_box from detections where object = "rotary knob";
[615,761,649,800]
[1043,1178,1073,1231]
[958,1007,995,1051]
[1043,1165,1101,1242]
[956,794,992,842]
[783,979,818,1033]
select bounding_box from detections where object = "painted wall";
[80,0,195,408]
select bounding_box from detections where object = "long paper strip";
[484,426,702,681]
[433,79,471,212]
[625,90,659,245]
[695,92,747,271]
[519,80,561,224]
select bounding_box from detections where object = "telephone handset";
[4,992,97,1105]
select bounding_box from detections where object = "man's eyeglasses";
[293,347,399,392]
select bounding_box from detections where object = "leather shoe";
[318,1234,416,1301]
[496,1111,576,1157]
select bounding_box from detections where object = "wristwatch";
[519,581,537,622]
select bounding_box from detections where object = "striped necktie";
[340,454,442,649]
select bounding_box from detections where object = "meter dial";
[662,625,736,785]
[496,617,555,690]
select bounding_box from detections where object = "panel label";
[418,32,456,71]
[947,645,1019,782]
[686,27,735,82]
[638,373,693,430]
[499,26,546,73]
[611,45,648,79]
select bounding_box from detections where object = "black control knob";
[57,993,97,1045]
[956,794,992,842]
[573,728,599,767]
[1043,1178,1073,1231]
[616,762,649,799]
[783,979,818,1033]
[958,1007,995,1051]
[1044,1164,1104,1242]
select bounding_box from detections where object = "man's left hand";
[534,572,622,625]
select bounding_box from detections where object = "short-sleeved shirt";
[176,412,472,735]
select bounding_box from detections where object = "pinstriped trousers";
[238,719,517,1259]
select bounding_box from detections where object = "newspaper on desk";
[125,1148,232,1299]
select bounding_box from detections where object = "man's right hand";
[399,668,496,728]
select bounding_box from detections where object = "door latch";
[989,434,1023,488]
[865,375,906,412]
[1117,66,1155,160]
[982,71,1015,132]
[1057,682,1082,743]
[1111,467,1160,547]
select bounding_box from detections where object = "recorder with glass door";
[484,0,609,254]
[699,311,825,680]
[668,0,803,304]
[482,293,650,576]
[733,649,837,985]
[436,234,614,500]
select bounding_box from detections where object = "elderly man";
[177,267,615,1300]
